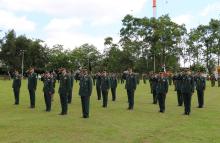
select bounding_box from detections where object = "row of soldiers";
[11,67,138,118]
[11,67,206,118]
[149,69,206,115]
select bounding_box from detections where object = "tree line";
[0,15,219,74]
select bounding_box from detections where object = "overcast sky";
[0,0,220,52]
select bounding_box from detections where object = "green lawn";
[0,80,220,143]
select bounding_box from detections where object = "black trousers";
[81,96,90,118]
[111,88,116,101]
[28,89,35,108]
[102,90,108,107]
[96,86,101,100]
[157,93,166,112]
[59,92,68,114]
[44,92,51,111]
[152,90,157,104]
[197,90,204,108]
[177,90,183,106]
[183,93,192,114]
[67,88,73,103]
[127,90,134,109]
[13,88,20,104]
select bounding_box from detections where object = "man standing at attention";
[58,68,71,115]
[125,68,137,110]
[12,69,21,105]
[79,69,93,118]
[28,67,37,108]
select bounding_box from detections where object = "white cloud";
[0,0,147,51]
[201,2,220,16]
[44,18,83,32]
[0,0,147,25]
[45,31,107,52]
[172,14,193,26]
[0,10,36,32]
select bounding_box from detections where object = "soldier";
[79,69,93,118]
[157,72,168,113]
[149,72,153,95]
[101,71,110,108]
[96,72,102,100]
[58,68,71,115]
[181,69,194,115]
[67,70,74,104]
[175,73,183,106]
[92,74,96,86]
[28,67,37,108]
[149,73,158,104]
[195,71,206,108]
[136,73,140,85]
[42,72,53,112]
[210,73,216,87]
[143,74,146,84]
[110,73,117,101]
[50,71,57,101]
[125,68,137,110]
[12,70,21,105]
[168,73,172,86]
[172,73,177,91]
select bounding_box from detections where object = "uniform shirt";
[149,76,158,91]
[125,73,137,91]
[101,76,110,91]
[175,74,182,91]
[12,74,21,89]
[110,76,117,89]
[58,74,71,94]
[181,74,194,94]
[96,75,101,87]
[156,77,168,94]
[43,77,53,93]
[28,72,37,90]
[195,76,206,91]
[79,75,93,97]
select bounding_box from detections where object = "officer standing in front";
[58,68,71,115]
[101,71,110,108]
[210,73,216,87]
[195,71,206,108]
[43,71,53,112]
[67,70,74,104]
[156,72,168,113]
[79,69,93,118]
[175,73,183,106]
[28,67,37,108]
[125,68,137,110]
[110,73,117,101]
[12,69,21,105]
[181,69,194,115]
[96,72,102,100]
[149,73,158,104]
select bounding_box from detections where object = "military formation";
[10,66,214,119]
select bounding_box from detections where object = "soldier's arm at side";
[165,79,169,93]
[89,76,93,96]
[134,76,137,90]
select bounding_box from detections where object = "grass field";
[0,80,220,143]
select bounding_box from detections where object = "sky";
[0,0,220,52]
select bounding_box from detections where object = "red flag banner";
[153,0,156,7]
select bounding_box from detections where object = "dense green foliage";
[0,15,220,73]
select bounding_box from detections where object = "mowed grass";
[0,79,220,143]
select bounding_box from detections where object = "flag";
[153,0,156,7]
